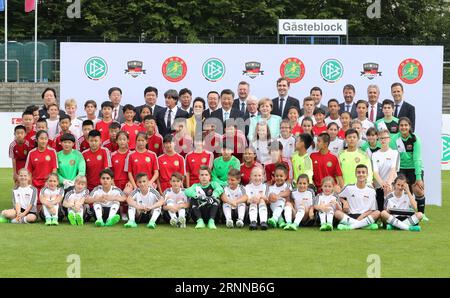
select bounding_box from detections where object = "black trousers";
[190,200,219,222]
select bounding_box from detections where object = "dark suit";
[156,107,189,137]
[210,108,245,134]
[339,102,357,119]
[272,96,300,119]
[396,101,416,131]
[233,98,248,114]
[134,104,165,122]
[98,104,125,123]
[368,102,384,121]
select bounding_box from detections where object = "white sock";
[53,204,59,217]
[319,211,326,225]
[78,208,84,219]
[387,215,409,230]
[326,210,334,225]
[223,203,232,221]
[23,216,29,223]
[284,205,293,223]
[128,207,136,222]
[168,210,177,220]
[294,207,305,226]
[237,203,246,221]
[178,208,186,219]
[271,199,285,221]
[150,208,161,222]
[339,214,358,225]
[93,203,103,220]
[43,205,51,219]
[403,214,420,226]
[249,203,258,222]
[350,215,375,229]
[259,203,268,223]
[107,203,120,221]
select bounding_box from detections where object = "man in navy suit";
[272,77,300,119]
[339,84,358,119]
[367,84,384,122]
[203,91,221,119]
[232,81,250,118]
[309,86,328,115]
[210,89,245,134]
[98,87,125,123]
[156,89,189,137]
[134,86,165,122]
[391,82,416,131]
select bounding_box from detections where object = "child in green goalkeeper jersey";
[57,133,86,190]
[339,128,373,185]
[375,99,399,137]
[185,166,224,229]
[211,143,240,186]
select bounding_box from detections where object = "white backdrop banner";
[60,43,443,205]
[442,114,450,171]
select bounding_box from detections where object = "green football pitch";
[0,168,449,278]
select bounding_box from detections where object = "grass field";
[0,168,449,278]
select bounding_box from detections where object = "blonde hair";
[75,175,87,185]
[258,97,273,110]
[321,176,335,186]
[65,98,77,108]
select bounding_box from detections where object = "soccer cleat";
[267,217,277,228]
[326,223,333,231]
[0,216,9,224]
[260,222,268,230]
[249,221,257,230]
[277,217,287,229]
[236,219,244,228]
[362,223,379,230]
[409,225,421,232]
[45,218,52,226]
[169,218,178,227]
[421,214,430,222]
[67,213,77,225]
[207,219,217,230]
[319,224,328,231]
[386,224,394,230]
[124,220,137,228]
[105,214,121,227]
[284,223,297,231]
[95,219,105,227]
[337,224,352,231]
[195,218,206,229]
[226,219,234,228]
[51,217,59,226]
[178,216,186,228]
[147,221,156,229]
[75,213,84,226]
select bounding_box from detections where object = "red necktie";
[113,108,117,120]
[370,105,374,122]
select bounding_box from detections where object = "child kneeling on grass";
[380,174,423,232]
[163,172,189,228]
[40,173,64,226]
[185,165,224,229]
[63,176,89,226]
[85,169,126,227]
[0,168,37,224]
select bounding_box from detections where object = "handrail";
[40,59,60,82]
[0,59,20,82]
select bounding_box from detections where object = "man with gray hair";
[246,95,259,118]
[367,84,384,122]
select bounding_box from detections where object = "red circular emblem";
[397,58,423,84]
[162,56,187,82]
[279,57,305,84]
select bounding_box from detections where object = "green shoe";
[124,220,137,228]
[75,213,84,226]
[195,218,206,229]
[45,218,52,226]
[67,213,76,225]
[386,224,394,230]
[207,219,217,230]
[267,217,277,228]
[105,214,121,227]
[421,214,430,222]
[319,224,328,231]
[0,216,9,223]
[409,225,421,232]
[326,223,334,231]
[277,218,286,229]
[95,219,104,227]
[147,221,156,229]
[337,223,352,231]
[51,217,59,226]
[363,223,379,230]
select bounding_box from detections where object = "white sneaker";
[170,218,177,227]
[121,214,128,221]
[236,219,244,228]
[226,219,234,228]
[178,216,186,228]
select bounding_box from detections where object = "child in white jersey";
[314,176,341,231]
[245,166,269,230]
[284,174,315,231]
[163,172,189,228]
[221,169,248,228]
[63,176,89,226]
[267,164,291,229]
[40,173,64,226]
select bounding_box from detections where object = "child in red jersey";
[125,132,159,189]
[313,108,327,136]
[95,101,115,142]
[82,130,112,191]
[102,122,120,153]
[143,115,163,156]
[54,115,76,152]
[240,146,262,186]
[172,119,193,158]
[203,122,222,158]
[78,120,94,152]
[138,105,151,131]
[158,134,185,193]
[185,139,214,187]
[22,110,36,145]
[264,141,292,185]
[9,125,32,184]
[222,125,247,162]
[121,104,142,150]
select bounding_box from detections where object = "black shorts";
[398,169,424,186]
[349,214,361,220]
[21,208,36,216]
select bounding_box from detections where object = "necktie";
[167,109,172,129]
[113,108,117,120]
[279,98,285,116]
[369,105,375,122]
[395,104,399,117]
[250,114,255,118]
[241,102,246,114]
[346,104,351,112]
[224,111,229,121]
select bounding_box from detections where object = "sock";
[23,216,29,224]
[403,214,420,226]
[271,199,285,221]
[237,203,246,221]
[387,215,409,230]
[223,203,232,221]
[209,204,219,220]
[192,206,202,220]
[415,196,425,213]
[319,211,326,225]
[93,203,103,221]
[76,208,84,219]
[150,208,161,222]
[259,203,268,223]
[178,208,186,219]
[53,204,59,217]
[68,210,76,216]
[293,207,305,226]
[326,210,334,225]
[350,215,375,229]
[284,205,293,223]
[43,205,51,219]
[168,210,177,220]
[11,218,19,224]
[107,203,120,221]
[127,207,136,221]
[339,214,358,225]
[249,203,258,222]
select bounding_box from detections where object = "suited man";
[135,86,165,122]
[308,86,328,115]
[232,81,250,117]
[339,84,358,119]
[391,82,416,131]
[242,95,259,138]
[156,89,189,137]
[272,77,300,119]
[210,89,245,134]
[99,87,125,123]
[203,91,221,119]
[367,84,384,122]
[179,88,194,116]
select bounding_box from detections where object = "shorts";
[398,169,424,187]
[21,208,36,216]
[349,214,361,220]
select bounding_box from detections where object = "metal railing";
[40,59,60,82]
[0,59,19,82]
